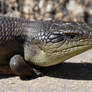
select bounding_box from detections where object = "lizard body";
[0,16,92,76]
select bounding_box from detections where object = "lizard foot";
[9,55,34,77]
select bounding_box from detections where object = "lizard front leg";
[9,55,35,76]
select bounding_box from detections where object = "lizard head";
[25,21,92,66]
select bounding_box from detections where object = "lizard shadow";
[0,62,92,81]
[0,75,16,79]
[39,62,92,80]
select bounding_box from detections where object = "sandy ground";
[0,50,92,92]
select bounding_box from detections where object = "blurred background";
[0,0,92,23]
[0,1,92,91]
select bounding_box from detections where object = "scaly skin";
[0,16,92,76]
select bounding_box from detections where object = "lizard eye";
[65,33,79,39]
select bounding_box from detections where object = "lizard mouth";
[58,39,92,54]
[61,44,92,53]
[63,39,92,50]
